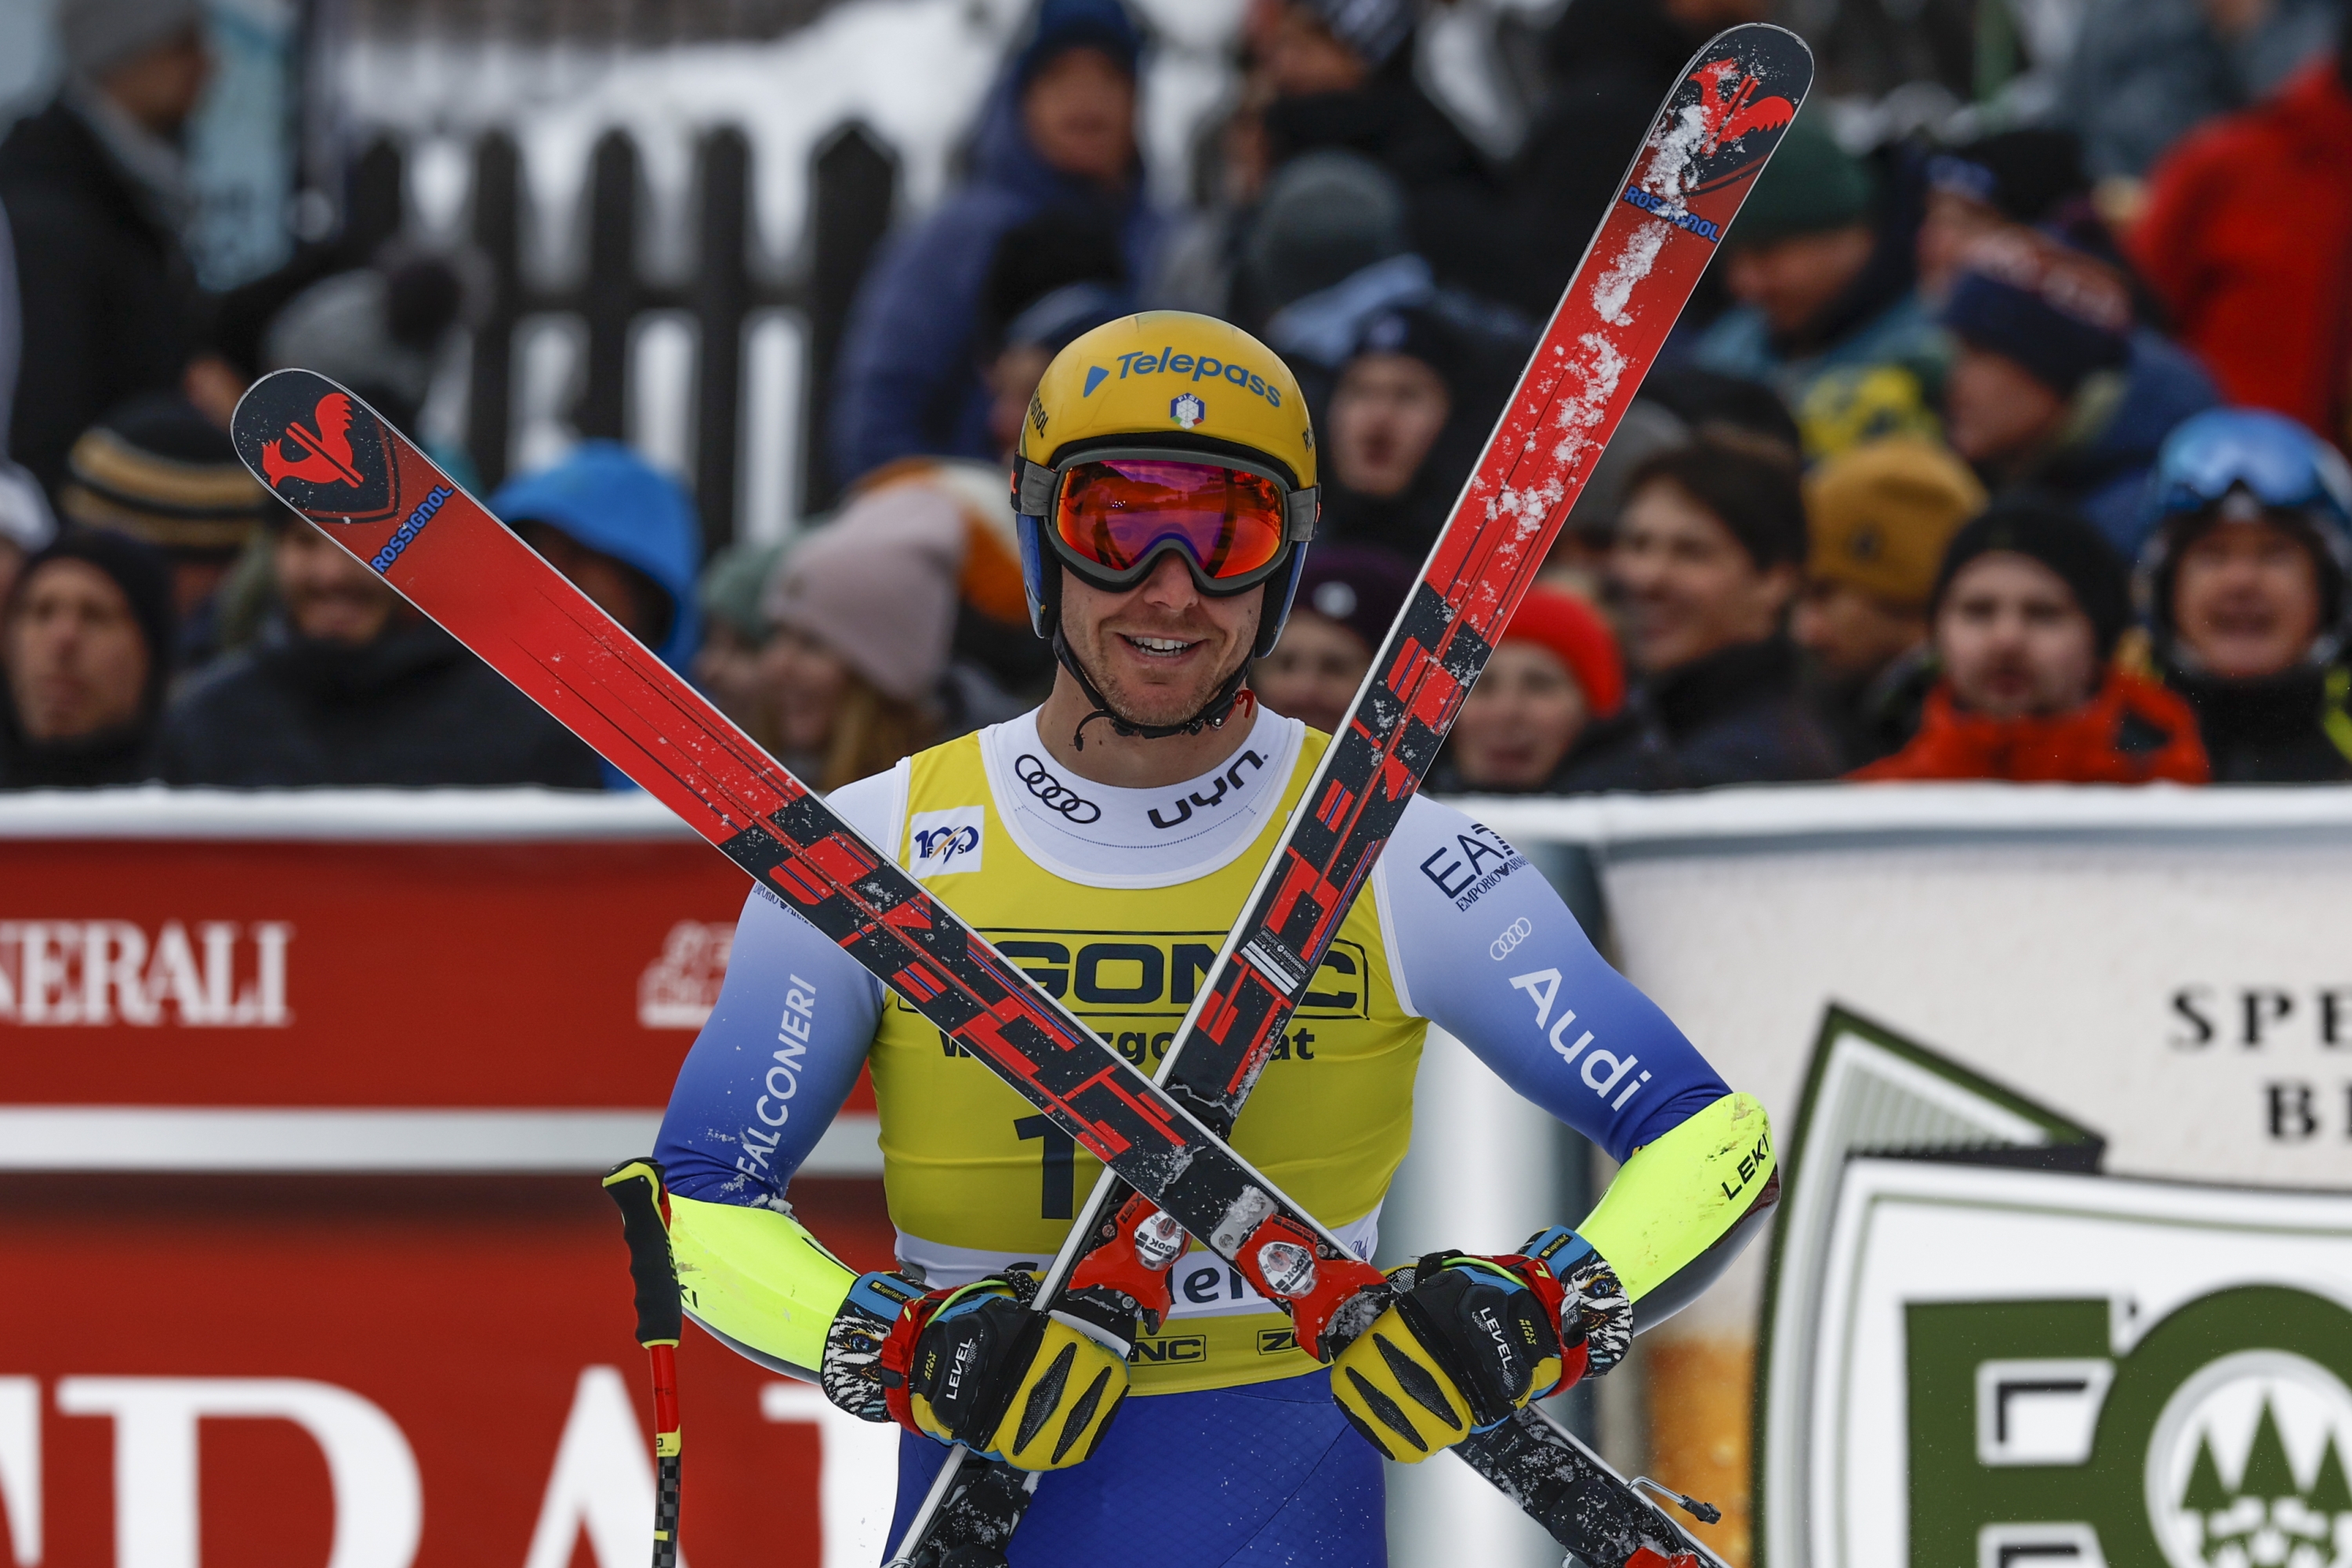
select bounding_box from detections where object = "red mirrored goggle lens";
[1052,459,1288,584]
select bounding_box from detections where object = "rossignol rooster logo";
[1660,46,1803,196]
[232,374,398,524]
[261,391,364,489]
[1686,57,1796,154]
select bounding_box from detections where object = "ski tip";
[230,365,355,439]
[230,368,408,528]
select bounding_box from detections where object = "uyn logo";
[0,920,293,1026]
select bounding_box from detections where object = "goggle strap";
[1015,456,1056,518]
[1286,486,1319,543]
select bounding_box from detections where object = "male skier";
[654,312,1777,1563]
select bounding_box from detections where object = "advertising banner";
[0,790,877,1173]
[1803,1155,2352,1568]
[1,791,893,1565]
[1457,785,2352,1566]
[0,1174,901,1567]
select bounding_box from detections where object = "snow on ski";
[898,21,1811,1567]
[233,20,1803,1560]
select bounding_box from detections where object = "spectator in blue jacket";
[1938,230,2217,557]
[1693,114,1943,463]
[491,441,703,677]
[827,0,1160,488]
[492,441,704,790]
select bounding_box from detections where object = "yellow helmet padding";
[1020,311,1318,490]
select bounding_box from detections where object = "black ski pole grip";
[603,1157,682,1347]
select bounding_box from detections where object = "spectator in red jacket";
[2130,53,2352,449]
[1855,501,2209,784]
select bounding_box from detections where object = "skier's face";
[1061,554,1261,729]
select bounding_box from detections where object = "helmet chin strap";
[1051,626,1253,750]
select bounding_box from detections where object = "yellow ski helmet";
[1012,310,1319,663]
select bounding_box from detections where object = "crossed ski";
[227,30,1803,1568]
[896,20,1813,1565]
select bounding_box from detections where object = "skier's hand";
[817,1271,926,1423]
[1518,1225,1632,1377]
[875,1275,1131,1470]
[1330,1248,1590,1463]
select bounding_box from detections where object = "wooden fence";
[342,120,898,554]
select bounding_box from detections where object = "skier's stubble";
[1042,554,1262,789]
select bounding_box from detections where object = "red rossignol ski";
[228,24,1805,1563]
[230,371,1726,1568]
[230,367,1392,1355]
[899,21,1810,1567]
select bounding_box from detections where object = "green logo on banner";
[1907,1287,2352,1568]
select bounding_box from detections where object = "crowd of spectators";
[4,0,2351,799]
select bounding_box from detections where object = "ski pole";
[604,1157,684,1568]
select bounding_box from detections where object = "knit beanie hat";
[1501,585,1624,719]
[1247,151,1410,311]
[1012,0,1142,89]
[1926,129,2090,225]
[12,528,178,711]
[1722,115,1875,251]
[1347,304,1472,398]
[1299,0,1416,68]
[698,539,792,643]
[60,0,201,78]
[764,485,966,703]
[1805,436,1987,611]
[61,394,273,558]
[1939,230,2131,398]
[1291,543,1415,655]
[1933,498,2131,656]
[263,263,465,426]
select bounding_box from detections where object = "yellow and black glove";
[876,1275,1131,1471]
[1330,1251,1581,1462]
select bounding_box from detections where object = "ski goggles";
[2152,414,2352,529]
[1015,448,1317,595]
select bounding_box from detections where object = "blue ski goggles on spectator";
[2151,408,2352,530]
